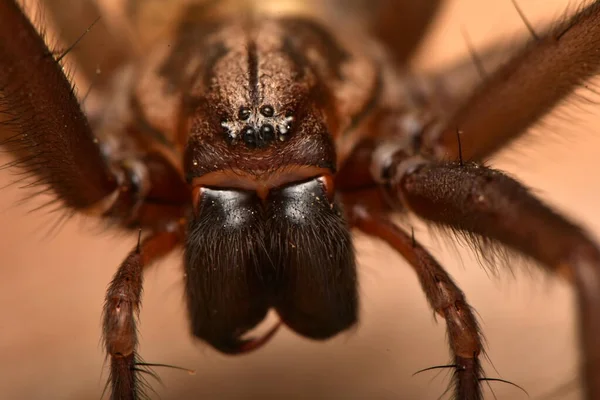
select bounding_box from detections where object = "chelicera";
[2,1,600,399]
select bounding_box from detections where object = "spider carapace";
[3,0,600,399]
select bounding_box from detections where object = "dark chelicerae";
[1,1,600,399]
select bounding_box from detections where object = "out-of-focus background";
[1,0,598,399]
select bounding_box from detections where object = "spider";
[1,0,600,399]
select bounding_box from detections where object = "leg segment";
[357,0,444,65]
[422,1,600,162]
[0,0,117,209]
[386,157,600,398]
[422,38,529,120]
[103,229,180,400]
[38,0,130,90]
[350,206,484,399]
[0,0,189,226]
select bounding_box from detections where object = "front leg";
[103,229,181,400]
[421,1,600,162]
[0,0,117,209]
[0,0,189,227]
[377,152,600,398]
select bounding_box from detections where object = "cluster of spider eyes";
[221,104,294,147]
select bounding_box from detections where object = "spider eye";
[260,104,274,117]
[238,106,251,120]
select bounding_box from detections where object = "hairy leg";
[103,228,181,400]
[0,0,188,228]
[351,206,485,399]
[380,155,600,398]
[420,38,529,122]
[0,0,117,209]
[421,0,600,162]
[37,0,130,91]
[356,0,445,65]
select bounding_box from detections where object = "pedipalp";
[351,207,486,399]
[103,229,181,400]
[5,1,600,399]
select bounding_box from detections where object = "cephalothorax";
[3,0,600,399]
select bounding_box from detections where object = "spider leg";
[421,1,600,162]
[0,0,189,227]
[358,0,444,65]
[420,39,529,121]
[103,228,181,400]
[350,207,485,400]
[37,0,130,91]
[0,0,118,209]
[382,155,600,399]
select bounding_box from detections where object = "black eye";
[242,126,256,146]
[260,105,274,117]
[238,106,251,120]
[260,124,275,141]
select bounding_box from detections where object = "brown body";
[98,1,397,191]
[3,1,600,399]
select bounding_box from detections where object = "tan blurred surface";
[0,1,597,399]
